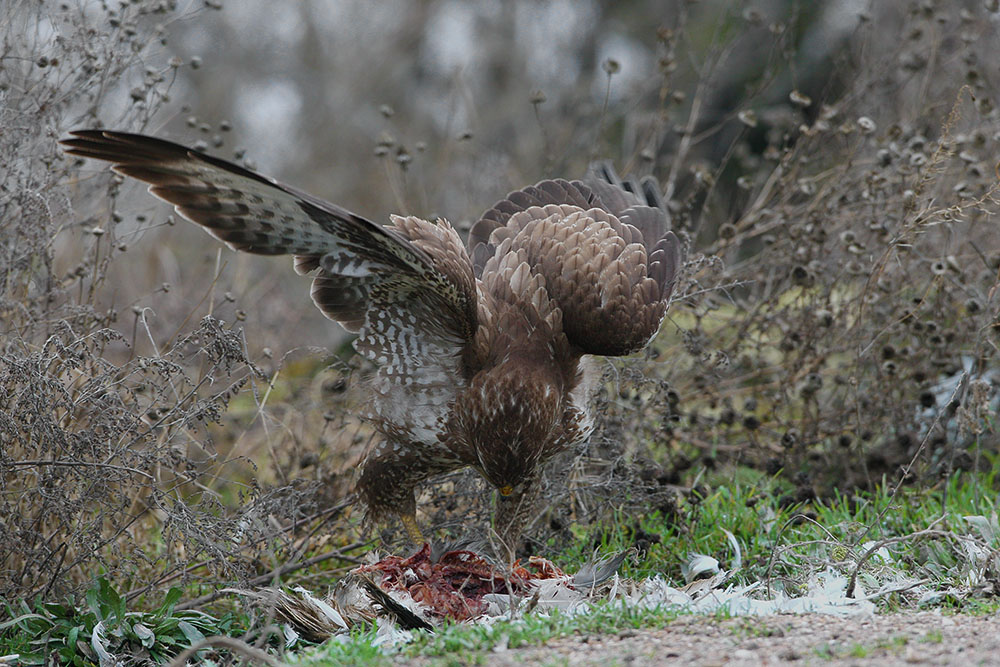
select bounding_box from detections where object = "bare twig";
[6,459,154,479]
[167,635,282,667]
[175,541,372,611]
[846,517,950,598]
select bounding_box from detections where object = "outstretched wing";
[61,130,477,442]
[469,165,681,357]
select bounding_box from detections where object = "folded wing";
[468,165,681,357]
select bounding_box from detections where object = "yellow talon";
[401,513,425,544]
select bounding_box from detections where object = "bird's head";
[456,362,563,497]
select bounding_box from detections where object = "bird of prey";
[61,129,681,554]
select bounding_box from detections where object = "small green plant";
[813,643,835,660]
[921,629,944,644]
[730,618,780,639]
[848,643,870,658]
[0,578,240,665]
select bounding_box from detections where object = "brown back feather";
[473,167,681,357]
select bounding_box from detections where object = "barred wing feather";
[61,130,478,443]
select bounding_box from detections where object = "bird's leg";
[356,445,429,545]
[357,439,462,548]
[400,512,426,545]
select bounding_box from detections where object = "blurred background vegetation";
[3,0,998,619]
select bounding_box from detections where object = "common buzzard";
[61,130,681,554]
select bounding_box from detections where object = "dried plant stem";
[175,541,371,611]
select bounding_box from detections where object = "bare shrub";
[1,1,359,601]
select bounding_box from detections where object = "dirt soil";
[411,611,1000,666]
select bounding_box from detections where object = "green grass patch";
[292,600,683,665]
[553,464,999,593]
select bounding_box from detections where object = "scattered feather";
[681,553,720,583]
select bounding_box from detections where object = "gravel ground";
[428,611,1000,666]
